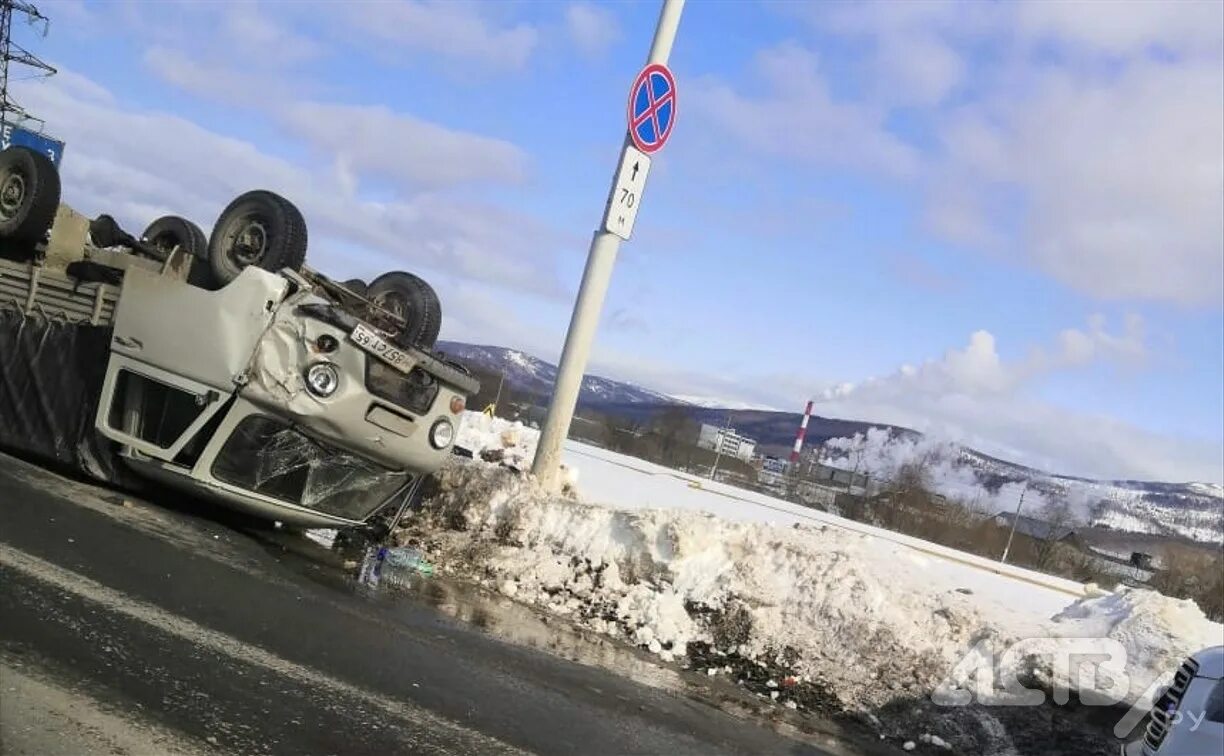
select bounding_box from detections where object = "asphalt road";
[0,453,835,756]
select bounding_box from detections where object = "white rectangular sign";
[603,145,652,241]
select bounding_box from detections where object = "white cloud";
[815,315,1146,406]
[340,1,538,70]
[217,1,323,66]
[796,317,1223,484]
[1015,0,1224,56]
[282,102,528,190]
[774,0,1224,306]
[136,2,326,106]
[816,0,974,107]
[136,9,530,194]
[932,59,1224,306]
[15,69,563,298]
[565,3,620,60]
[143,46,287,107]
[689,42,922,179]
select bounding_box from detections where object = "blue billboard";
[1,122,65,166]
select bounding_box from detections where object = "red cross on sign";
[627,63,676,154]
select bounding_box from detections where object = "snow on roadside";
[427,412,1222,715]
[407,461,983,705]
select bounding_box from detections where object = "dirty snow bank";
[402,459,1222,715]
[455,412,539,470]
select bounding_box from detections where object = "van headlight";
[305,362,340,397]
[429,418,454,449]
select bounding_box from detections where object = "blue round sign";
[627,63,676,154]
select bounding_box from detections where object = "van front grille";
[1143,657,1200,753]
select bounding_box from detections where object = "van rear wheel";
[143,215,207,258]
[208,190,307,285]
[143,215,213,287]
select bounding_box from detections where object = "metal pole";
[493,373,505,413]
[531,0,685,490]
[1000,486,1027,564]
[708,413,730,481]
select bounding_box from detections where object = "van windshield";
[212,416,407,520]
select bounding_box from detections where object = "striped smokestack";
[791,400,813,463]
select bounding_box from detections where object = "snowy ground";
[413,414,1223,749]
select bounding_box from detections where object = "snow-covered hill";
[442,342,1223,544]
[670,394,779,411]
[822,430,1224,544]
[437,342,674,406]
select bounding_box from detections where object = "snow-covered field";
[428,414,1222,740]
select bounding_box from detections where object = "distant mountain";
[436,342,674,406]
[440,341,1223,544]
[671,394,780,411]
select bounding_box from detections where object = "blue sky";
[16,0,1223,483]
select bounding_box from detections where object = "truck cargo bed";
[0,257,121,326]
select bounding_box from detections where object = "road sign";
[532,0,685,492]
[1,123,65,166]
[627,63,676,154]
[603,145,652,241]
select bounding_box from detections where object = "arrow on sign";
[604,145,651,241]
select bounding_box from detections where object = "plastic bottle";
[358,546,434,591]
[381,546,435,577]
[357,546,382,587]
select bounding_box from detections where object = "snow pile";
[403,459,1222,714]
[1047,588,1223,701]
[408,462,985,704]
[440,411,1221,722]
[456,412,539,471]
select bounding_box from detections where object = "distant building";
[697,423,756,462]
[756,455,789,491]
[992,511,1081,546]
[760,455,789,474]
[795,479,838,507]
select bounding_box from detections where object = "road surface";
[0,452,843,755]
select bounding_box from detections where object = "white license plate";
[350,323,414,373]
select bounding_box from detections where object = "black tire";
[367,271,442,350]
[0,146,61,245]
[342,278,368,297]
[208,190,307,285]
[143,215,207,258]
[144,215,213,288]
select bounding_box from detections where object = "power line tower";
[0,0,55,132]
